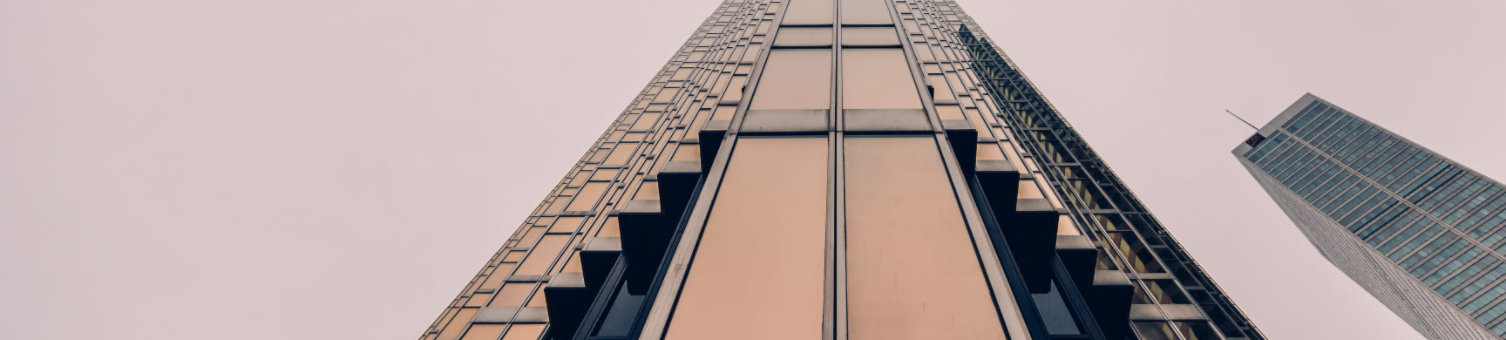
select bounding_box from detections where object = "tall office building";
[1235,94,1506,339]
[423,1,1264,339]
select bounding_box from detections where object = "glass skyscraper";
[421,0,1264,339]
[1235,94,1506,339]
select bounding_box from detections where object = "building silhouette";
[1236,94,1506,339]
[422,0,1264,339]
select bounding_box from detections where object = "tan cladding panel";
[665,137,829,340]
[565,182,609,212]
[501,324,545,340]
[750,49,832,110]
[783,0,834,26]
[843,137,1006,340]
[840,0,894,25]
[841,49,922,109]
[514,234,570,277]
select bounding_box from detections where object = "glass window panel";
[842,49,921,109]
[1132,321,1177,340]
[845,137,1006,339]
[1030,281,1082,335]
[666,137,828,340]
[1175,321,1221,340]
[751,49,832,110]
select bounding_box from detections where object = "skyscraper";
[422,1,1264,339]
[1235,94,1506,339]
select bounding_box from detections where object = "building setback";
[422,0,1265,339]
[1235,94,1506,340]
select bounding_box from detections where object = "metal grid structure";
[1236,94,1506,339]
[951,16,1263,340]
[420,1,1266,339]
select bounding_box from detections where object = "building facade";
[1235,94,1506,339]
[422,0,1264,339]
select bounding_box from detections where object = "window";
[841,48,921,109]
[666,137,828,339]
[750,49,831,110]
[845,137,1006,339]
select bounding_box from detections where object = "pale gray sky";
[2,0,1502,339]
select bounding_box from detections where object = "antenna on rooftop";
[1224,109,1259,131]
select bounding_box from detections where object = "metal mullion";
[885,1,1037,339]
[829,1,843,339]
[635,0,793,337]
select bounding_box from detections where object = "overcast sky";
[3,0,1503,339]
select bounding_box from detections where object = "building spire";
[1225,109,1260,131]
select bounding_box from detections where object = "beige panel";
[566,182,609,212]
[711,105,737,121]
[590,168,620,181]
[672,143,701,162]
[1018,180,1045,199]
[515,235,569,276]
[549,217,584,233]
[477,264,514,291]
[634,181,660,201]
[596,217,621,237]
[842,49,921,109]
[1058,216,1081,236]
[488,283,533,307]
[518,226,546,245]
[773,27,833,46]
[845,137,1006,339]
[631,113,662,130]
[841,27,900,46]
[977,144,1007,161]
[665,137,829,340]
[459,324,504,340]
[501,251,526,263]
[935,105,965,120]
[750,49,832,110]
[839,0,893,25]
[603,144,637,166]
[464,293,492,307]
[501,324,545,340]
[783,0,834,26]
[436,308,479,340]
